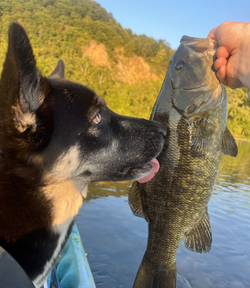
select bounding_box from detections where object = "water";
[76,140,250,288]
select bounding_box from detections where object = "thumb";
[207,27,218,40]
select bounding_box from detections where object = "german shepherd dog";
[0,23,166,287]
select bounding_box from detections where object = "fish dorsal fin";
[183,207,212,253]
[128,182,144,218]
[222,127,238,157]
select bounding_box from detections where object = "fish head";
[170,36,222,121]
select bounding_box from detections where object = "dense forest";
[0,0,249,139]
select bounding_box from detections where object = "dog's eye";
[93,112,102,124]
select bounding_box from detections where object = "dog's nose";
[155,122,167,137]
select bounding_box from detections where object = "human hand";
[208,21,250,89]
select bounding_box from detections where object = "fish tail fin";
[133,257,176,288]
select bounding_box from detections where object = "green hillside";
[0,0,249,139]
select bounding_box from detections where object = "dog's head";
[0,23,166,191]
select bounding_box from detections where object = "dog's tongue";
[137,158,160,184]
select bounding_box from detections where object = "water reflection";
[85,182,130,200]
[77,140,250,288]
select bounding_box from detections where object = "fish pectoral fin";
[222,127,238,157]
[190,124,210,157]
[191,135,206,157]
[183,208,212,253]
[128,181,144,219]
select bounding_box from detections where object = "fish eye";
[93,112,102,124]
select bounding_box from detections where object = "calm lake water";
[76,140,250,288]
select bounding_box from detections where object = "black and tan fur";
[0,23,166,288]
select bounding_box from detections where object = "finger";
[214,57,227,71]
[216,65,228,85]
[217,46,229,58]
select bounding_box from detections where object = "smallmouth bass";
[129,36,238,288]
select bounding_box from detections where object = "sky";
[95,0,250,49]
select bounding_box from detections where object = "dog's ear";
[0,23,52,149]
[48,60,65,79]
[0,23,51,131]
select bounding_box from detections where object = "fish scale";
[129,36,238,288]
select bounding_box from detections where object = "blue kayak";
[48,224,96,288]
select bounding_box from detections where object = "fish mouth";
[182,85,207,92]
[119,158,160,183]
[181,36,219,53]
